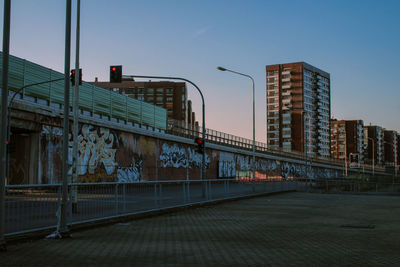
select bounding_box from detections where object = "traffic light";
[110,65,122,83]
[70,69,82,85]
[194,137,204,154]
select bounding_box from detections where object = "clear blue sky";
[1,0,399,142]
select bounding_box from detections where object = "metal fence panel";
[4,179,298,236]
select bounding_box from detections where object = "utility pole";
[57,0,72,238]
[72,0,81,213]
[0,0,11,251]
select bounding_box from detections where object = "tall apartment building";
[384,130,398,167]
[92,80,192,125]
[331,120,364,164]
[363,126,384,166]
[266,62,331,157]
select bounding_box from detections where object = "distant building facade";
[266,62,331,157]
[92,80,195,126]
[363,126,385,166]
[384,130,398,168]
[331,120,364,164]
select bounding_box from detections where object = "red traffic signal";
[110,65,122,83]
[70,69,82,85]
[194,137,204,154]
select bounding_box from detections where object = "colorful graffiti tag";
[159,143,210,168]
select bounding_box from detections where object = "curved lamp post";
[124,75,206,181]
[217,66,255,188]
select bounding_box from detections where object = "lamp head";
[217,66,227,71]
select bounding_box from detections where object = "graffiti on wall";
[159,143,210,168]
[117,159,143,183]
[280,161,339,180]
[218,152,235,178]
[74,125,117,176]
[39,123,340,184]
[218,153,279,178]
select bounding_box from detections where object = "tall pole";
[217,67,256,188]
[308,112,311,183]
[58,0,72,237]
[0,0,11,251]
[345,127,348,177]
[395,139,398,177]
[72,0,81,213]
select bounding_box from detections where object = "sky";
[1,0,399,142]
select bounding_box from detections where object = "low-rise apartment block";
[384,130,398,169]
[331,119,364,164]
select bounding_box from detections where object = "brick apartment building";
[383,130,398,168]
[92,79,196,127]
[331,119,364,164]
[266,62,331,157]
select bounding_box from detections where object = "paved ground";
[2,192,400,266]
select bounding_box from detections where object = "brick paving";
[1,192,400,266]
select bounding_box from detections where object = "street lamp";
[124,75,206,181]
[217,66,256,188]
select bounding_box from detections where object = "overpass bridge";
[1,53,389,186]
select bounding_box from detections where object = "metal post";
[345,127,348,177]
[251,77,255,191]
[72,0,81,214]
[0,0,11,251]
[58,0,72,238]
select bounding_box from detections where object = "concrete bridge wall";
[6,100,343,185]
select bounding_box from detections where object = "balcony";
[282,77,291,83]
[282,105,292,111]
[282,83,291,89]
[282,70,291,75]
[282,91,291,97]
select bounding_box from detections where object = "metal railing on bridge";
[167,119,383,172]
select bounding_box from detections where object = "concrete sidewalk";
[2,192,400,266]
